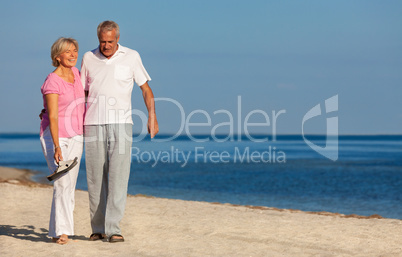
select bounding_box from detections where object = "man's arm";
[81,55,89,103]
[140,82,159,138]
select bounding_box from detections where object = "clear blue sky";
[0,0,401,135]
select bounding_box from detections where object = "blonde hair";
[97,20,120,39]
[50,37,79,67]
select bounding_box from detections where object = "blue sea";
[0,134,401,219]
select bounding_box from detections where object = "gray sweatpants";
[84,124,132,236]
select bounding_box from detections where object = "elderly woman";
[39,37,85,244]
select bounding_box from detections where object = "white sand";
[0,167,401,256]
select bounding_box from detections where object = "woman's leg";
[40,128,83,241]
[60,134,83,235]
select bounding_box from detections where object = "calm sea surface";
[0,134,401,219]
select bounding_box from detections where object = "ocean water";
[0,134,401,219]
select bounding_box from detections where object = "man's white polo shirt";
[81,44,151,125]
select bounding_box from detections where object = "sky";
[0,0,401,135]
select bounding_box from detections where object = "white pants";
[40,127,83,238]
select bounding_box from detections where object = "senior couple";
[39,20,158,244]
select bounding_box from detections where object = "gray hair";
[50,37,79,67]
[97,20,120,39]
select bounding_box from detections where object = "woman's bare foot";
[52,234,69,244]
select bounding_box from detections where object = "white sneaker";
[47,157,78,181]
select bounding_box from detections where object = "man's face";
[99,29,119,59]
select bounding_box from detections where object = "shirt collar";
[116,44,126,54]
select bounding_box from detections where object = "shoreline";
[0,166,392,220]
[0,166,45,186]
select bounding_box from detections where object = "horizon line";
[1,132,402,137]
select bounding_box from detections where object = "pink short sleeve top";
[40,67,85,138]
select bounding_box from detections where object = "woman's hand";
[54,146,63,164]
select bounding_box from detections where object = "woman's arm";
[45,94,63,163]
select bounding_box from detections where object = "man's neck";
[99,44,119,59]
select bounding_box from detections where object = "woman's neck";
[53,65,74,83]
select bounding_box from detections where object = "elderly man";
[81,20,158,243]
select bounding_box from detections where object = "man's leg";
[105,123,132,237]
[85,125,108,234]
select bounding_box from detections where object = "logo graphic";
[302,95,338,161]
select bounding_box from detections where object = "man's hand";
[39,109,46,120]
[147,114,159,138]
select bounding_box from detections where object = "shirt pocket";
[114,65,132,81]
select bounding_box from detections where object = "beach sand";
[0,166,401,257]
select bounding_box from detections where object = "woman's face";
[57,44,78,68]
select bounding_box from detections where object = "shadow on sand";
[0,225,87,242]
